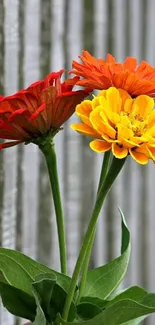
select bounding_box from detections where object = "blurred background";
[0,0,155,324]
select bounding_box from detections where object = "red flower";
[70,50,155,97]
[0,69,90,149]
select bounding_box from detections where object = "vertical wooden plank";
[64,0,85,274]
[94,0,108,57]
[2,1,18,324]
[129,0,143,59]
[77,0,96,270]
[93,0,109,268]
[145,0,155,64]
[0,1,4,323]
[22,0,40,259]
[36,0,53,266]
[0,0,5,247]
[144,1,155,324]
[2,0,18,269]
[15,0,25,254]
[50,0,65,271]
[113,0,126,60]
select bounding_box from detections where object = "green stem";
[77,228,95,304]
[39,138,67,275]
[77,151,111,302]
[62,156,126,320]
[97,151,111,194]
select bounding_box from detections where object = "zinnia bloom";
[70,50,155,97]
[71,87,155,164]
[0,69,90,149]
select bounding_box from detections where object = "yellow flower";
[71,87,155,165]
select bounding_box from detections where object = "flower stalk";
[39,136,67,275]
[77,151,111,303]
[62,156,126,320]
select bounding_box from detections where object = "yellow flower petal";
[90,140,111,153]
[106,87,122,113]
[121,136,142,148]
[111,112,120,124]
[131,95,154,118]
[76,100,93,127]
[117,124,133,141]
[124,98,134,114]
[148,110,155,128]
[92,96,100,109]
[118,89,132,111]
[97,90,107,98]
[112,143,128,158]
[71,123,100,137]
[90,107,116,138]
[72,86,155,164]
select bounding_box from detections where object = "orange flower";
[0,70,90,149]
[70,50,155,97]
[71,87,155,165]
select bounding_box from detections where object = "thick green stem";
[39,138,67,275]
[62,156,126,320]
[77,151,111,302]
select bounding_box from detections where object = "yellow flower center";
[120,111,147,137]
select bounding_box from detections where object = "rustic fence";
[0,1,155,324]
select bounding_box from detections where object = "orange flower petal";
[71,51,155,97]
[112,143,128,159]
[146,146,155,160]
[123,57,137,71]
[90,140,111,153]
[129,149,149,165]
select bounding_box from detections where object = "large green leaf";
[58,298,155,325]
[32,273,57,322]
[0,282,36,320]
[105,286,148,307]
[0,248,71,295]
[121,294,155,325]
[32,273,76,324]
[81,286,148,310]
[82,210,130,300]
[32,282,48,325]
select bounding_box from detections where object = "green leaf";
[50,283,76,322]
[122,316,147,325]
[0,248,71,295]
[80,286,148,311]
[32,273,76,323]
[77,302,101,321]
[32,273,57,322]
[82,210,131,300]
[58,298,155,325]
[80,296,106,309]
[106,286,148,307]
[32,283,48,325]
[0,282,36,320]
[140,293,155,307]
